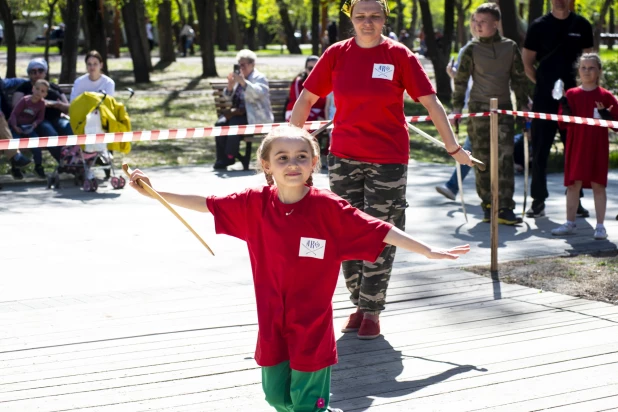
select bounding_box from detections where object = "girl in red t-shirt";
[552,53,618,240]
[284,56,326,122]
[289,0,473,340]
[129,125,469,412]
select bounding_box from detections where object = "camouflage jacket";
[453,32,530,110]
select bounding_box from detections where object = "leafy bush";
[603,57,618,94]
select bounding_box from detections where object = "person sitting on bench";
[214,49,274,171]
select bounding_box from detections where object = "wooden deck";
[1,267,617,411]
[2,164,618,411]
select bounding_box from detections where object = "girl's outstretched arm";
[129,169,210,214]
[383,227,470,260]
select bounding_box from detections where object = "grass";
[3,46,617,174]
[468,251,618,305]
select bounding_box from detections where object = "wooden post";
[490,98,499,275]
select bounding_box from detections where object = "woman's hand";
[226,73,235,90]
[233,72,246,87]
[129,169,153,198]
[452,147,474,167]
[424,244,470,260]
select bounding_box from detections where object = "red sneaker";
[357,318,380,340]
[341,311,364,333]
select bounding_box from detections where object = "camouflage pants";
[328,154,407,314]
[467,102,515,210]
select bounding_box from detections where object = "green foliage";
[8,0,67,24]
[602,55,618,95]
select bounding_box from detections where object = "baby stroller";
[48,90,133,192]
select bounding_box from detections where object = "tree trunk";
[188,0,195,23]
[110,5,121,57]
[528,0,543,25]
[175,0,186,23]
[338,0,352,40]
[158,0,176,62]
[194,0,218,77]
[216,0,229,51]
[395,0,403,34]
[247,0,258,49]
[44,0,59,71]
[0,0,16,78]
[277,0,302,54]
[121,0,152,83]
[593,0,613,51]
[419,0,454,103]
[609,7,615,50]
[228,0,242,50]
[410,0,418,39]
[60,0,80,83]
[454,0,463,50]
[500,0,522,44]
[82,0,108,71]
[311,0,319,55]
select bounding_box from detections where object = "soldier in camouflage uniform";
[453,3,531,224]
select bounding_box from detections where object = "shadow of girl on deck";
[332,335,487,410]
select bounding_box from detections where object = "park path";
[1,163,617,411]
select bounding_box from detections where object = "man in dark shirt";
[522,0,593,218]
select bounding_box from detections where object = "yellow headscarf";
[341,0,390,18]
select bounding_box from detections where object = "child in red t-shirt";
[552,53,618,240]
[128,125,470,412]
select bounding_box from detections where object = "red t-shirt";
[560,86,618,188]
[303,37,435,164]
[206,186,392,372]
[285,76,326,122]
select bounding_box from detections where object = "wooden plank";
[466,384,618,411]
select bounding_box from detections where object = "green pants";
[262,361,332,412]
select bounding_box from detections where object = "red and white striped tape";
[0,113,488,151]
[495,109,618,129]
[6,110,612,151]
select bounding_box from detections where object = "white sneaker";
[435,185,456,201]
[594,226,608,240]
[552,222,577,236]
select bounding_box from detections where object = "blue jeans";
[33,118,73,163]
[11,128,45,164]
[444,135,472,195]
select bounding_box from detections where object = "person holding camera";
[214,49,274,171]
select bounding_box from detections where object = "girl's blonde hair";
[578,52,603,86]
[256,125,322,187]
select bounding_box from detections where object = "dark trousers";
[214,115,248,164]
[530,99,572,203]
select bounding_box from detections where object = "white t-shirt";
[146,23,153,40]
[70,73,115,101]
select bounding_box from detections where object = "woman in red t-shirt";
[284,56,326,122]
[290,0,472,340]
[128,125,469,412]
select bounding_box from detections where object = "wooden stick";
[407,123,486,171]
[523,122,530,218]
[122,164,215,256]
[490,99,499,276]
[310,120,333,137]
[456,162,468,223]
